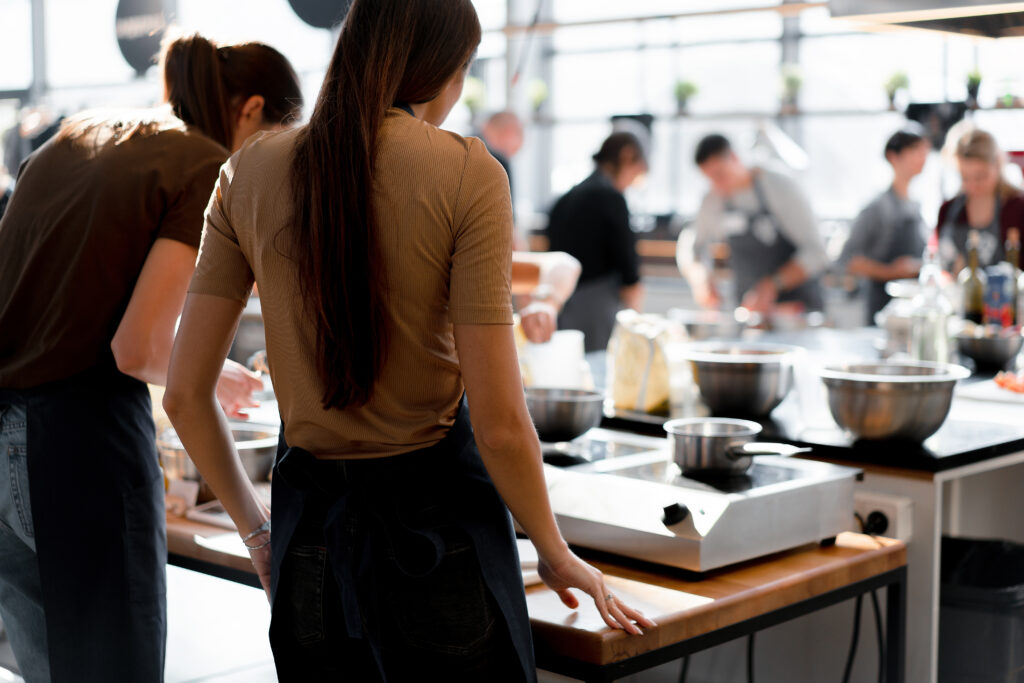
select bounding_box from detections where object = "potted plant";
[780,64,802,115]
[674,80,698,116]
[966,69,983,109]
[884,71,909,110]
[462,76,485,123]
[528,78,549,119]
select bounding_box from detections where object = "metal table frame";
[535,566,907,683]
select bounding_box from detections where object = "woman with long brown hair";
[937,128,1024,272]
[0,34,301,682]
[164,0,653,680]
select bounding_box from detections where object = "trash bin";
[939,536,1024,682]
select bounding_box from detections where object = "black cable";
[747,632,756,683]
[871,589,886,683]
[511,0,545,86]
[678,655,689,683]
[842,595,864,683]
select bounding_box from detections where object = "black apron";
[558,274,621,353]
[727,174,823,311]
[269,399,536,682]
[938,193,1004,272]
[0,363,166,682]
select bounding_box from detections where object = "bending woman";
[164,1,653,681]
[0,34,301,682]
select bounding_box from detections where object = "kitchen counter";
[165,509,906,681]
[596,326,1024,473]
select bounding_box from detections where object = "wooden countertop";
[167,511,904,668]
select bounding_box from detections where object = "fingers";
[556,588,579,609]
[607,598,642,635]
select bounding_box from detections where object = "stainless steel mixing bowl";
[819,361,970,442]
[525,388,605,442]
[158,424,278,500]
[664,417,810,474]
[682,343,799,418]
[955,333,1023,370]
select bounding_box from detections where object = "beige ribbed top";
[189,109,514,457]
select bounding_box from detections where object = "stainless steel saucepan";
[664,417,809,474]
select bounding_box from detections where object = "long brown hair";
[290,0,480,410]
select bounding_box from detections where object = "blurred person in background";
[936,128,1024,273]
[546,131,647,352]
[0,167,11,221]
[677,133,827,315]
[839,124,931,319]
[480,110,524,209]
[162,1,652,681]
[0,34,301,682]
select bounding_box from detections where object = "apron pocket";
[386,528,497,655]
[276,545,327,645]
[122,472,167,603]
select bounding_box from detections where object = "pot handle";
[727,442,812,458]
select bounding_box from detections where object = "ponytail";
[161,34,233,149]
[161,33,303,150]
[290,0,481,410]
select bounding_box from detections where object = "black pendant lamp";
[288,0,353,29]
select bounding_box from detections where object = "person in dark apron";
[936,128,1024,274]
[678,134,828,315]
[163,2,653,681]
[840,126,931,319]
[0,35,301,682]
[547,132,649,352]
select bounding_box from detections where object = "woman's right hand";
[538,550,656,635]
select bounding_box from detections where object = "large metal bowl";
[955,332,1023,370]
[681,343,799,418]
[819,361,970,441]
[525,388,604,443]
[157,424,278,501]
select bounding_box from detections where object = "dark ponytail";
[162,33,303,150]
[290,0,481,410]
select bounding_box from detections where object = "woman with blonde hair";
[0,33,302,682]
[936,128,1024,272]
[163,0,652,680]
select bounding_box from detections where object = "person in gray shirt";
[839,125,930,318]
[677,134,827,313]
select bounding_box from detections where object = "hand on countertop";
[538,550,656,635]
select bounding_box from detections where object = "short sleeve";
[188,153,256,302]
[158,154,225,249]
[449,140,514,325]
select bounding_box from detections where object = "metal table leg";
[886,566,907,683]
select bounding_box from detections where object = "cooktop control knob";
[662,502,690,527]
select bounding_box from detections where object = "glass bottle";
[958,230,987,325]
[911,246,952,362]
[1007,227,1022,327]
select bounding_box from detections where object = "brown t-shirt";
[0,113,228,388]
[189,109,514,458]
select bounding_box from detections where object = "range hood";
[829,1,1024,38]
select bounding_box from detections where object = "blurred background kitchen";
[5,2,1024,683]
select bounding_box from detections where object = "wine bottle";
[1008,228,1021,327]
[959,230,987,325]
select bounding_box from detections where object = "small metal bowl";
[955,332,1023,371]
[525,388,604,443]
[819,361,970,442]
[157,424,278,501]
[681,343,799,418]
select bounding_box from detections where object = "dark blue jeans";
[269,488,523,682]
